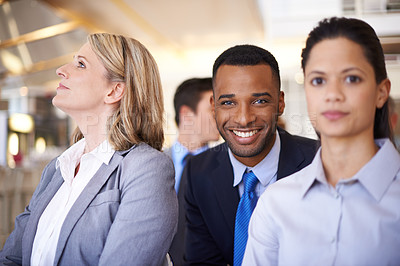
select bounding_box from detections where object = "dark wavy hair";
[301,17,391,140]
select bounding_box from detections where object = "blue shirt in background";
[170,141,209,194]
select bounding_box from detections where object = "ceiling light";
[9,113,34,133]
[0,50,24,74]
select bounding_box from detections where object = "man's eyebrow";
[252,92,272,97]
[218,94,235,100]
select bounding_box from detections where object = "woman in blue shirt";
[243,17,400,266]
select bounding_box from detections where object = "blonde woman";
[0,33,178,266]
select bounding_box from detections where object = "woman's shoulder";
[276,167,309,187]
[261,163,316,203]
[121,142,174,172]
[125,142,171,160]
[117,142,175,194]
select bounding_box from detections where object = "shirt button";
[331,237,336,243]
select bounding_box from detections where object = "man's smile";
[232,129,259,138]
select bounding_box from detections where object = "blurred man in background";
[166,77,220,265]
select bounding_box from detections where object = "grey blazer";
[0,142,178,266]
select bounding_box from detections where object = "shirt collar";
[299,148,325,198]
[300,139,400,202]
[56,139,115,170]
[56,138,86,170]
[355,139,400,201]
[90,139,115,165]
[230,130,281,187]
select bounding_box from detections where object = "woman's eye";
[77,61,85,68]
[345,75,361,83]
[311,77,324,86]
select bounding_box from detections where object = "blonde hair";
[71,33,164,151]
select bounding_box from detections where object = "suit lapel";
[178,170,186,201]
[53,149,128,264]
[209,145,239,235]
[277,129,306,179]
[207,132,305,234]
[22,168,64,266]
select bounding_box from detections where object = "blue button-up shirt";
[244,139,400,266]
[171,141,209,193]
[229,130,280,198]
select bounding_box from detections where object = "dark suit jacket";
[166,147,199,266]
[169,166,188,266]
[183,128,318,265]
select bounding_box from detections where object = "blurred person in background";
[0,33,178,266]
[165,77,220,266]
[244,17,400,265]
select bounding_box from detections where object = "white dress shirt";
[31,139,115,266]
[229,130,280,197]
[243,139,400,266]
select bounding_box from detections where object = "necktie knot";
[243,171,258,193]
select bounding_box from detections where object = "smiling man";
[183,45,319,266]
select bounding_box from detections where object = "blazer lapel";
[277,129,306,179]
[53,149,128,264]
[209,145,239,235]
[22,168,64,266]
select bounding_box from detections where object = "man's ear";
[105,82,125,104]
[210,94,215,118]
[376,78,391,108]
[179,105,195,124]
[277,91,285,116]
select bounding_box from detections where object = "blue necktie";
[234,171,258,266]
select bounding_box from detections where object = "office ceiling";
[42,0,264,49]
[0,0,400,98]
[0,0,268,95]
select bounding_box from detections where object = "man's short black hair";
[173,77,213,126]
[212,44,281,89]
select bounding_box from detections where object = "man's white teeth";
[233,130,258,138]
